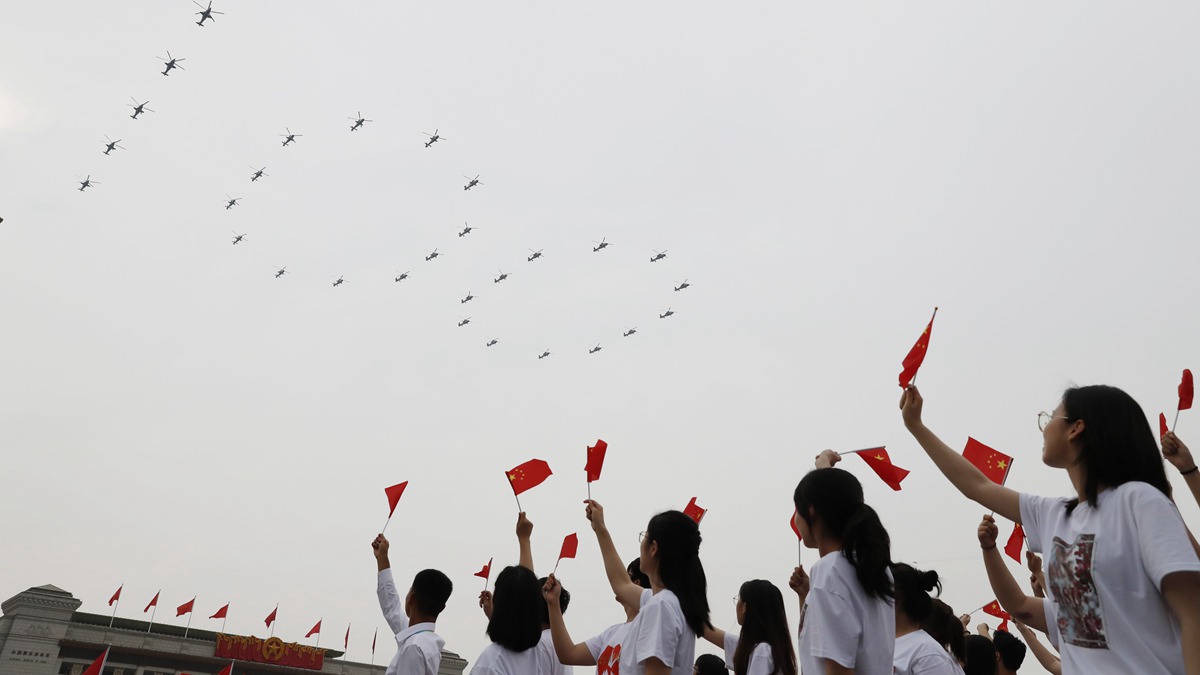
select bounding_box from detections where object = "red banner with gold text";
[216,634,325,671]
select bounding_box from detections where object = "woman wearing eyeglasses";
[900,384,1200,675]
[699,579,796,675]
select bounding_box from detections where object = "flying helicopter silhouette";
[425,249,440,262]
[527,249,543,262]
[249,167,267,182]
[593,238,611,252]
[424,130,444,147]
[463,175,481,191]
[623,327,637,337]
[224,195,241,210]
[493,271,509,284]
[332,276,345,287]
[589,345,602,354]
[193,1,223,26]
[102,136,124,155]
[128,98,154,119]
[159,52,185,76]
[537,349,551,360]
[348,112,372,131]
[659,308,675,319]
[231,232,246,245]
[273,267,288,278]
[458,222,476,237]
[461,292,475,304]
[394,271,409,282]
[458,317,471,327]
[674,279,690,292]
[650,250,668,263]
[76,175,98,192]
[280,128,302,146]
[486,339,498,347]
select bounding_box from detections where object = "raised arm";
[541,575,598,666]
[901,386,1021,522]
[516,512,535,573]
[977,516,1045,631]
[586,500,643,610]
[1014,622,1061,675]
[373,534,409,634]
[1163,432,1200,511]
[701,624,726,649]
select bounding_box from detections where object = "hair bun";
[918,569,939,592]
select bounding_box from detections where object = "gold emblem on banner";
[263,637,286,661]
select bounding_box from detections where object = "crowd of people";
[369,384,1200,675]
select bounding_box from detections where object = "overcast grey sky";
[3,3,1199,673]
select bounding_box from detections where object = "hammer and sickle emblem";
[262,637,286,661]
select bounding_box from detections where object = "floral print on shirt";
[1047,533,1107,649]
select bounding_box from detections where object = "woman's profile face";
[1041,402,1079,469]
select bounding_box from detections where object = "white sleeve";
[376,568,410,635]
[1129,484,1200,588]
[584,631,606,661]
[722,631,738,666]
[633,597,683,668]
[746,643,775,675]
[803,586,861,668]
[1018,492,1062,554]
[910,652,958,675]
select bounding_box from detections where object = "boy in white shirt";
[373,534,453,675]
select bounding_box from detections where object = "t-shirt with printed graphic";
[1021,483,1200,675]
[797,551,895,675]
[584,622,631,675]
[618,588,696,675]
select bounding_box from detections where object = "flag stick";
[221,615,227,634]
[513,491,523,512]
[1173,409,1182,433]
[909,306,938,388]
[184,610,193,639]
[798,539,803,566]
[836,447,885,456]
[108,594,120,629]
[315,629,321,650]
[587,480,591,501]
[147,605,157,633]
[270,605,277,638]
[553,558,561,575]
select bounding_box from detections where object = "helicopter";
[159,52,185,76]
[348,112,372,131]
[674,279,690,292]
[659,308,675,319]
[458,317,471,327]
[423,130,444,147]
[527,249,543,262]
[623,327,637,337]
[463,175,481,191]
[537,349,551,360]
[332,276,345,287]
[76,175,99,192]
[280,128,302,146]
[425,249,440,262]
[593,238,611,252]
[394,271,409,282]
[193,1,223,26]
[102,136,124,155]
[650,250,668,263]
[461,292,475,304]
[232,232,246,245]
[273,267,288,278]
[458,222,476,237]
[589,345,602,354]
[224,195,241,210]
[493,271,509,284]
[128,98,154,119]
[250,167,267,182]
[486,339,498,347]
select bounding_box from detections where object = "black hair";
[627,558,650,589]
[794,468,893,599]
[963,634,997,675]
[486,566,542,652]
[410,569,452,617]
[1060,385,1172,513]
[922,598,966,665]
[891,563,940,623]
[694,653,727,675]
[732,580,796,675]
[645,510,711,636]
[992,629,1026,670]
[536,576,570,624]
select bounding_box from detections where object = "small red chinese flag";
[790,510,802,541]
[585,439,608,483]
[899,308,937,388]
[144,591,160,613]
[384,481,409,518]
[558,533,579,562]
[507,459,553,496]
[108,585,122,606]
[81,648,110,675]
[1160,413,1170,438]
[983,600,1012,621]
[963,437,1014,485]
[474,558,493,580]
[217,663,234,675]
[264,606,277,628]
[306,619,322,638]
[344,623,350,649]
[853,447,910,491]
[683,497,707,524]
[1180,369,1194,411]
[1004,523,1024,563]
[177,597,195,617]
[998,617,1010,633]
[210,603,229,620]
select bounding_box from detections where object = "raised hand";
[585,499,606,532]
[1162,432,1196,473]
[977,514,999,550]
[516,512,533,540]
[789,565,810,599]
[478,590,493,619]
[542,574,562,605]
[372,534,390,559]
[815,450,841,469]
[900,385,925,430]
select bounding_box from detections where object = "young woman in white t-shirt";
[586,500,711,675]
[700,579,796,675]
[890,564,959,675]
[791,467,896,675]
[471,565,544,675]
[900,384,1200,675]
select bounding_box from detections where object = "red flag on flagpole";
[217,663,233,675]
[899,308,937,388]
[306,619,322,638]
[1161,413,1170,438]
[144,591,160,613]
[585,440,608,483]
[850,447,910,491]
[264,606,277,628]
[474,558,493,580]
[210,603,229,620]
[176,598,195,617]
[558,533,579,562]
[1180,369,1194,411]
[344,623,350,650]
[1004,523,1024,563]
[983,600,1012,622]
[682,497,706,524]
[81,648,110,675]
[963,438,1014,485]
[384,481,409,518]
[506,459,553,496]
[108,585,122,606]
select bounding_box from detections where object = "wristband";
[1182,465,1199,476]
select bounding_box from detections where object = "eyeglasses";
[732,595,741,604]
[1037,411,1068,432]
[639,531,646,543]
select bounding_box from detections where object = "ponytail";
[794,468,894,600]
[892,563,941,622]
[646,510,712,636]
[924,598,966,665]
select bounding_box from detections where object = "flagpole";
[1173,409,1182,432]
[270,605,277,638]
[909,306,937,388]
[513,491,523,512]
[381,514,393,534]
[109,593,120,629]
[221,614,227,634]
[148,605,157,633]
[836,447,884,456]
[184,610,193,639]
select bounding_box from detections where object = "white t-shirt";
[376,568,445,675]
[893,629,959,675]
[618,588,697,675]
[537,628,574,675]
[1021,483,1200,675]
[585,622,631,675]
[722,632,777,675]
[471,642,540,675]
[797,551,895,675]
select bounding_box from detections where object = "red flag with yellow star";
[899,308,937,388]
[963,437,1013,485]
[983,600,1012,622]
[682,497,707,524]
[506,459,553,496]
[1004,523,1024,563]
[850,447,910,491]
